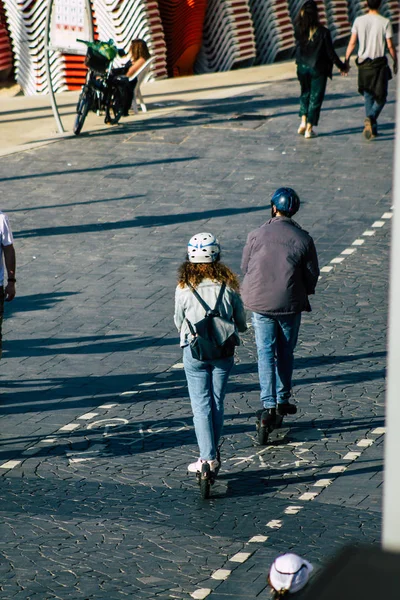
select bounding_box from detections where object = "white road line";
[372,427,386,435]
[314,478,333,488]
[248,535,268,543]
[321,266,333,272]
[284,506,303,515]
[0,460,21,469]
[99,403,118,409]
[299,492,319,501]
[40,438,58,443]
[331,257,345,264]
[78,412,99,420]
[381,213,393,219]
[357,439,374,447]
[328,465,347,474]
[58,423,80,432]
[191,589,212,599]
[352,239,365,246]
[211,569,231,580]
[343,451,361,460]
[171,363,184,369]
[341,248,356,255]
[266,520,282,528]
[372,221,385,228]
[120,390,139,396]
[363,230,375,236]
[229,552,252,563]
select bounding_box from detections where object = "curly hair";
[177,260,240,292]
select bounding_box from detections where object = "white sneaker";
[187,458,220,473]
[297,124,306,135]
[304,129,317,139]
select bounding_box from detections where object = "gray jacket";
[241,217,319,315]
[174,278,247,347]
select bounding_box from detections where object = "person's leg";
[252,312,278,409]
[363,91,385,138]
[305,72,327,135]
[297,65,311,133]
[183,346,216,461]
[209,356,234,451]
[275,313,302,405]
[0,287,4,359]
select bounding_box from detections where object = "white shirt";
[352,13,393,61]
[0,212,14,285]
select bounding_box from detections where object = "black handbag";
[186,283,240,361]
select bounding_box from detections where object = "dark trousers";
[297,63,328,126]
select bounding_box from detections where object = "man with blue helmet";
[241,187,319,431]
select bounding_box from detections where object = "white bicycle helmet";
[187,232,220,263]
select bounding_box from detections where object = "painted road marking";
[341,248,356,255]
[78,413,99,420]
[248,535,268,543]
[211,569,231,580]
[229,552,252,563]
[343,451,361,460]
[191,589,211,599]
[357,439,374,447]
[372,221,385,227]
[0,460,21,469]
[352,239,364,246]
[58,424,80,432]
[321,266,333,272]
[299,492,319,501]
[284,506,303,515]
[99,403,118,409]
[331,257,345,264]
[314,478,333,488]
[171,363,184,369]
[266,520,282,528]
[372,427,386,435]
[329,465,347,474]
[381,212,392,219]
[363,230,375,236]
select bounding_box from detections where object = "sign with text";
[50,0,91,52]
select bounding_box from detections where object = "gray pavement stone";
[0,65,393,598]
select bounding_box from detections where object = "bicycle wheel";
[105,84,124,125]
[74,87,91,135]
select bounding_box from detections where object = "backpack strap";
[188,282,226,315]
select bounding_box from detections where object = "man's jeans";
[252,312,301,409]
[183,346,234,460]
[364,91,385,124]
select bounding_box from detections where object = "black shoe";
[277,402,297,416]
[256,408,277,430]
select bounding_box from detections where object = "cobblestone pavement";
[0,66,393,599]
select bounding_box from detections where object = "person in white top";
[0,211,16,358]
[174,233,247,475]
[345,0,397,139]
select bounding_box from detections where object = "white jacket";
[174,278,247,348]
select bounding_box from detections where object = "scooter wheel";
[200,463,211,499]
[257,425,269,446]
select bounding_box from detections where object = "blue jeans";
[183,346,234,460]
[364,91,385,124]
[252,312,301,409]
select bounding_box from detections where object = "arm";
[345,32,358,63]
[324,28,347,71]
[231,292,247,333]
[126,57,146,78]
[241,233,254,274]
[303,239,319,295]
[174,287,185,331]
[387,38,398,75]
[3,244,16,301]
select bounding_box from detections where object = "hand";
[5,281,15,302]
[341,70,349,77]
[394,62,398,76]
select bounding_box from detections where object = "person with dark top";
[295,0,348,138]
[113,39,151,116]
[345,0,397,139]
[241,188,319,430]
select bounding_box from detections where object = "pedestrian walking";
[174,233,247,474]
[344,0,398,140]
[295,0,348,138]
[0,210,16,358]
[241,188,319,431]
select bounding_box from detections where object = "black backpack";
[186,283,240,361]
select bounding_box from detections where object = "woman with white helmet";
[174,232,247,475]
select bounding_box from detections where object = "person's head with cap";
[268,553,313,598]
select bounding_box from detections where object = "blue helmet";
[271,187,300,216]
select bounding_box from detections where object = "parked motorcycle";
[73,39,126,135]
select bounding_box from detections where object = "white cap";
[187,232,220,263]
[269,553,313,594]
